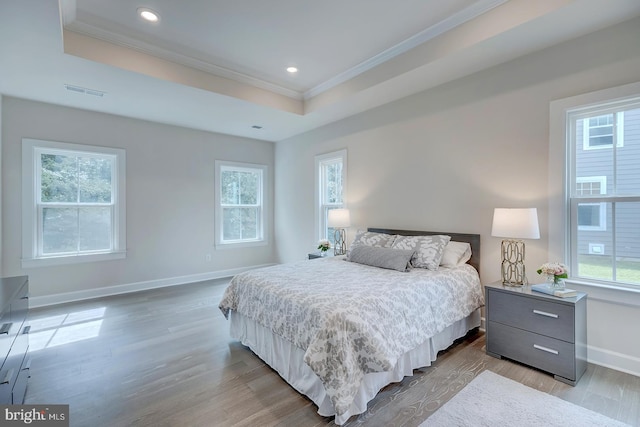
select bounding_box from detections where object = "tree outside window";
[40,152,114,254]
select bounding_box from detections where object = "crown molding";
[60,0,509,103]
[304,0,510,100]
[60,11,303,101]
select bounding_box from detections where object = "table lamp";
[491,208,540,286]
[328,209,350,256]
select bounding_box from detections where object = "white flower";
[317,239,331,251]
[537,262,568,277]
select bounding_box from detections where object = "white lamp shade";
[328,209,351,228]
[491,208,540,239]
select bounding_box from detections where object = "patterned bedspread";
[219,257,484,417]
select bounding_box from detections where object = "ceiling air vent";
[64,84,105,97]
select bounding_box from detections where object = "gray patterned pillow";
[346,230,397,261]
[348,246,414,272]
[391,235,451,270]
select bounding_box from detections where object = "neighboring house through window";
[22,139,126,267]
[315,150,347,241]
[567,98,640,286]
[576,176,606,231]
[582,113,624,150]
[215,160,267,248]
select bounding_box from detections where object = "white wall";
[274,18,640,375]
[1,97,275,303]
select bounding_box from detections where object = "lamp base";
[333,229,347,256]
[500,239,527,286]
[502,281,525,287]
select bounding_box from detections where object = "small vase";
[546,274,565,290]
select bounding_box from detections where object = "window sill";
[215,240,267,250]
[22,251,126,268]
[564,278,640,307]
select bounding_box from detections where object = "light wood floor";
[25,279,640,426]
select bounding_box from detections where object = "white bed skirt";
[229,309,481,425]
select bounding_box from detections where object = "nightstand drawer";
[487,321,576,381]
[488,289,575,342]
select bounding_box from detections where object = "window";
[22,139,126,267]
[215,161,266,247]
[582,112,624,150]
[567,99,640,286]
[315,150,347,241]
[576,177,606,231]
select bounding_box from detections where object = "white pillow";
[440,241,472,268]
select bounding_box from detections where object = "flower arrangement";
[317,239,331,252]
[537,262,568,285]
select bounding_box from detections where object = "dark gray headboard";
[367,228,480,274]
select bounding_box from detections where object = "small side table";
[485,281,587,385]
[308,252,334,260]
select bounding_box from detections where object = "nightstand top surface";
[484,280,587,304]
[308,251,335,259]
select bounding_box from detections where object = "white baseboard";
[30,264,275,308]
[587,344,640,378]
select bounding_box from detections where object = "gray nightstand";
[485,281,587,385]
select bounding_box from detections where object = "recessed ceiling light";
[137,7,160,23]
[286,67,298,74]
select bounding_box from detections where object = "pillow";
[391,234,451,270]
[346,229,397,261]
[440,241,472,268]
[348,245,414,272]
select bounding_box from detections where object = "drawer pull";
[533,309,558,319]
[22,325,31,335]
[0,323,12,335]
[534,344,559,355]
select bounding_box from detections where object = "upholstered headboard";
[367,228,481,274]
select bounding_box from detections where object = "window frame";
[315,149,347,242]
[560,88,640,290]
[549,82,640,304]
[21,138,126,267]
[214,160,267,249]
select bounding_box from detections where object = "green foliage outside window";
[41,154,112,203]
[221,168,261,242]
[40,153,114,254]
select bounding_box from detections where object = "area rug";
[420,370,630,427]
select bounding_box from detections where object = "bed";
[219,228,484,425]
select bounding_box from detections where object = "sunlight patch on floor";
[29,307,106,351]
